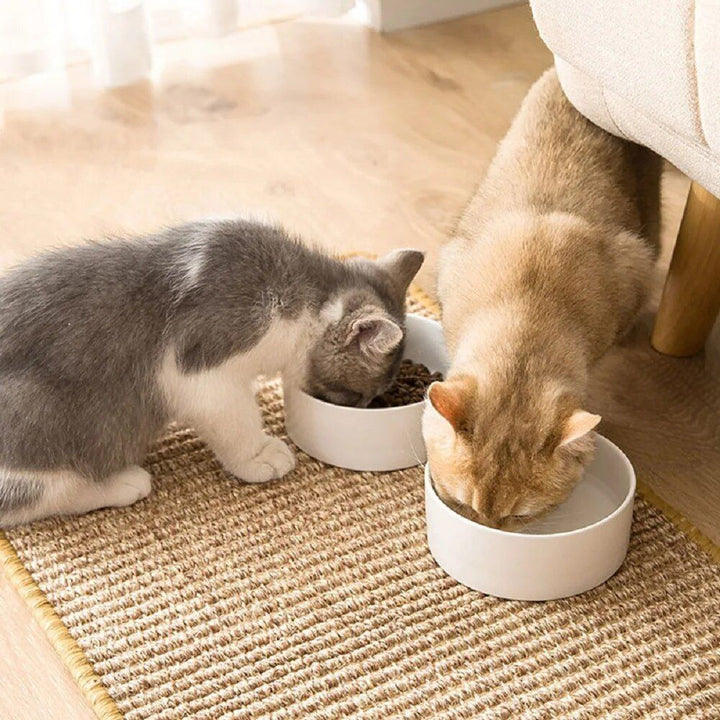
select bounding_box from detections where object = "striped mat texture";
[2,296,719,719]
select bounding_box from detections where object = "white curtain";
[0,0,355,88]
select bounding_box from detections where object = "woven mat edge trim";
[0,283,717,720]
[0,533,124,720]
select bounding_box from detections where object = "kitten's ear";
[346,315,403,356]
[377,249,425,295]
[428,380,469,433]
[559,410,601,446]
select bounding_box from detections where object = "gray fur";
[0,218,423,521]
[0,475,44,511]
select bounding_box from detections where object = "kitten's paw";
[106,466,153,507]
[231,438,296,484]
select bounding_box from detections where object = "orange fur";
[423,69,661,529]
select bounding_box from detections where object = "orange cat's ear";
[428,380,469,433]
[560,410,601,446]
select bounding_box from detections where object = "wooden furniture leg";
[651,181,720,356]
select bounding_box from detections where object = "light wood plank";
[0,575,97,720]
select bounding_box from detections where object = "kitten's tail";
[0,471,45,528]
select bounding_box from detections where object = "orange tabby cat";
[422,68,661,529]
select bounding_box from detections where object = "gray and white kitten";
[0,219,423,526]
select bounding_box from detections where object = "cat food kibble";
[369,360,444,408]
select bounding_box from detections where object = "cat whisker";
[404,428,428,471]
[512,517,533,531]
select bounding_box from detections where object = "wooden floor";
[0,5,717,718]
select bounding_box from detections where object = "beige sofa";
[529,0,720,356]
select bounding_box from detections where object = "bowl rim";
[288,313,442,415]
[425,434,636,540]
[292,393,427,414]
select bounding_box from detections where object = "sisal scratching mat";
[1,290,719,719]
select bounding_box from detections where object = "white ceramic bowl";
[285,314,449,471]
[425,434,636,601]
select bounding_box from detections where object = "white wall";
[365,0,522,32]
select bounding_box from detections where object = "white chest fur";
[158,314,313,423]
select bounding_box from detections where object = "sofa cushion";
[696,0,720,154]
[553,58,720,199]
[531,0,703,143]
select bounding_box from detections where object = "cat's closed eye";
[506,513,532,521]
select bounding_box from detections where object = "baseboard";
[365,0,523,32]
